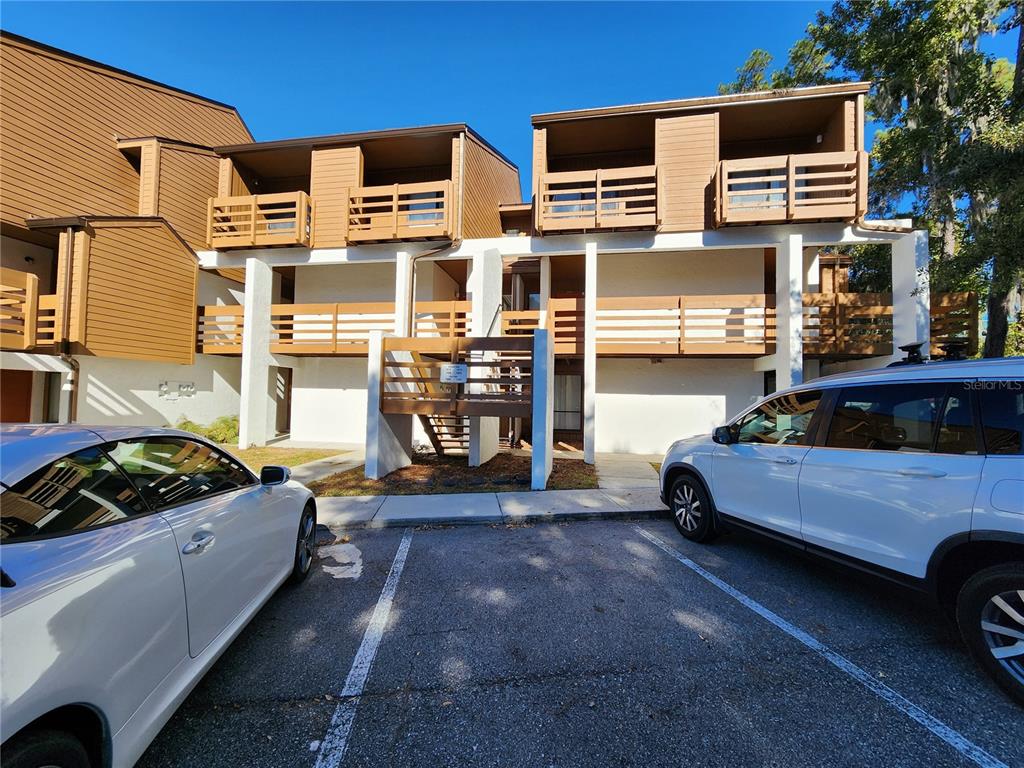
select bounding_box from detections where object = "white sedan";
[0,425,317,768]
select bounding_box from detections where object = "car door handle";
[897,467,948,478]
[182,531,216,555]
[770,457,798,465]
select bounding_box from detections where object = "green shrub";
[175,415,240,445]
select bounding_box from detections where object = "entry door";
[107,437,293,656]
[712,389,822,539]
[0,369,33,422]
[799,382,985,578]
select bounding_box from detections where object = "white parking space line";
[314,528,414,768]
[634,526,1008,768]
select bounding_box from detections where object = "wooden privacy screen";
[380,336,533,418]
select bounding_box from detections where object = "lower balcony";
[716,151,867,226]
[207,192,312,249]
[1,267,58,352]
[535,166,658,234]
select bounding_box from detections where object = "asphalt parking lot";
[138,518,1023,768]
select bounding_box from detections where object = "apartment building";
[198,82,976,463]
[2,33,978,472]
[0,32,248,426]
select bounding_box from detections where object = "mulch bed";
[308,451,597,496]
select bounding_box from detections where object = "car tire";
[287,503,317,586]
[668,475,717,543]
[955,562,1024,705]
[4,729,90,768]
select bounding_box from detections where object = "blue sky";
[3,2,1018,200]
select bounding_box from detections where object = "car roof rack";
[887,341,928,367]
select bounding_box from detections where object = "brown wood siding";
[461,135,521,240]
[532,127,547,202]
[310,146,363,248]
[77,220,198,364]
[451,135,463,240]
[0,37,250,233]
[156,145,221,251]
[138,140,160,215]
[655,112,718,232]
[821,98,856,152]
[217,158,253,197]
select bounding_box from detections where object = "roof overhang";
[532,82,871,125]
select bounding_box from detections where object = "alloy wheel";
[297,513,315,573]
[980,589,1024,686]
[673,483,702,532]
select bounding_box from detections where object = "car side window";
[0,446,149,542]
[977,381,1024,455]
[826,383,946,452]
[734,390,822,445]
[935,384,979,455]
[105,438,255,510]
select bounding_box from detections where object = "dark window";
[734,390,821,445]
[978,381,1024,455]
[826,383,946,452]
[0,446,148,541]
[105,438,254,509]
[935,384,979,455]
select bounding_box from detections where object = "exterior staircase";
[419,414,469,455]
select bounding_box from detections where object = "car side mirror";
[712,426,735,445]
[260,465,291,486]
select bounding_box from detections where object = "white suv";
[659,358,1023,703]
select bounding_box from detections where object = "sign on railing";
[716,151,867,226]
[346,180,453,243]
[536,166,657,233]
[207,192,312,249]
[380,336,533,418]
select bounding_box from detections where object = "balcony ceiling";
[719,96,846,142]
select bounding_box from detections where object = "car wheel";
[287,503,317,585]
[955,562,1024,705]
[669,475,717,543]
[4,729,90,768]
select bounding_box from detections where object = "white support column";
[892,229,931,360]
[774,233,804,390]
[538,255,551,329]
[467,247,503,466]
[364,331,413,479]
[583,241,597,464]
[531,328,554,490]
[238,257,274,448]
[394,250,413,336]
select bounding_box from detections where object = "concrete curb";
[326,507,670,531]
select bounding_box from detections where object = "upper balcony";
[207,125,518,250]
[0,267,57,352]
[531,82,870,235]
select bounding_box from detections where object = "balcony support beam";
[467,248,503,467]
[238,257,275,448]
[583,241,598,464]
[891,230,931,361]
[774,233,804,390]
[394,250,413,335]
[538,255,551,330]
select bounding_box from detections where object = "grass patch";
[309,452,598,496]
[650,462,662,473]
[222,446,345,470]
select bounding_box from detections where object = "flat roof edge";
[532,82,872,124]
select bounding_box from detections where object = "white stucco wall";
[289,357,370,444]
[595,358,762,455]
[597,248,764,296]
[75,353,241,428]
[198,269,245,306]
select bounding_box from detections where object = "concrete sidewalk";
[316,486,668,530]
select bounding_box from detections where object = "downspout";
[406,240,460,336]
[58,226,80,421]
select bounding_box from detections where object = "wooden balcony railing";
[716,151,867,226]
[536,166,658,233]
[346,180,453,243]
[412,300,471,338]
[802,291,979,357]
[197,305,244,354]
[207,192,312,249]
[1,268,58,351]
[501,298,584,355]
[270,302,395,355]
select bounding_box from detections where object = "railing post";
[786,155,796,220]
[249,196,258,247]
[206,198,214,248]
[332,303,339,354]
[595,168,603,228]
[448,301,456,339]
[392,184,400,240]
[21,272,39,350]
[678,295,686,355]
[342,188,350,245]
